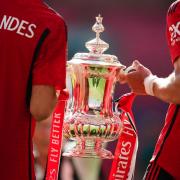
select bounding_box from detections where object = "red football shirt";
[0,0,67,179]
[150,0,180,178]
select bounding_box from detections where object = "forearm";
[153,72,180,104]
[30,85,58,121]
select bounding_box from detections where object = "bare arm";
[153,57,180,104]
[30,85,58,121]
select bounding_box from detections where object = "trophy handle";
[123,66,136,74]
[118,65,136,84]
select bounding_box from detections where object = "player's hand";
[118,67,127,84]
[126,60,152,95]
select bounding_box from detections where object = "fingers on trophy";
[119,61,138,84]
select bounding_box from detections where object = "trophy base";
[63,139,114,159]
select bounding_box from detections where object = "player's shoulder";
[37,2,66,28]
[44,3,65,25]
[168,0,180,16]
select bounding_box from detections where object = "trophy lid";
[69,15,124,67]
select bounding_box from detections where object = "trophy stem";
[63,139,114,159]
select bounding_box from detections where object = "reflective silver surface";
[63,15,124,159]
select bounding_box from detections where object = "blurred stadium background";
[41,0,175,179]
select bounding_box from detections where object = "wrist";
[144,74,158,96]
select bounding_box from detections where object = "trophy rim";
[68,53,125,68]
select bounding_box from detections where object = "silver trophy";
[63,15,125,159]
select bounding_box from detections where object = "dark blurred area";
[44,0,175,179]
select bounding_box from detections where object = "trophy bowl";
[63,15,125,159]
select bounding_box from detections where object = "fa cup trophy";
[63,15,126,159]
[46,15,138,180]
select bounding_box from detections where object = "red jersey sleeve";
[166,1,180,64]
[32,19,67,90]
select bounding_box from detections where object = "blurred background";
[35,0,175,179]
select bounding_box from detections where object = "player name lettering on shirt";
[169,21,180,46]
[0,15,37,38]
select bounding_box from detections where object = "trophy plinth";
[63,15,125,159]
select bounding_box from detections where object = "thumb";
[132,60,141,67]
